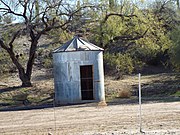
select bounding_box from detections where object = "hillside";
[0,22,179,109]
[0,70,179,110]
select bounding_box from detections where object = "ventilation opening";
[80,65,94,100]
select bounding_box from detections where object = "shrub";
[132,59,145,72]
[43,57,53,68]
[105,84,132,100]
[37,48,53,69]
[0,51,16,74]
[170,43,180,71]
[169,26,180,71]
[117,84,132,98]
[105,87,118,100]
[118,89,132,98]
[172,91,180,97]
[104,53,134,78]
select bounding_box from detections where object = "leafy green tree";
[109,0,117,10]
[0,0,93,87]
[170,26,180,70]
[90,0,179,72]
[89,0,176,74]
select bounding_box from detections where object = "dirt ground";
[0,102,180,135]
[0,71,179,135]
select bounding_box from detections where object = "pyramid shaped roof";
[53,36,103,53]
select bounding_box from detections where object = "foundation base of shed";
[97,101,107,107]
[55,100,106,106]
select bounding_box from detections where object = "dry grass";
[1,72,179,109]
[118,89,132,98]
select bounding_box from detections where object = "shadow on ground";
[0,73,179,112]
[0,96,180,112]
[108,96,180,106]
[0,86,22,94]
[0,85,54,112]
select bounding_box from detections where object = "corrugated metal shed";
[52,36,105,105]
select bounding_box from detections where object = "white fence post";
[139,73,142,132]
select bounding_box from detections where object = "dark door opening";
[80,65,93,100]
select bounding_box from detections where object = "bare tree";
[0,0,93,87]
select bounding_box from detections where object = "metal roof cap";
[53,36,104,53]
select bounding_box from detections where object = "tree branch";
[0,38,26,78]
[9,30,21,50]
[103,13,137,23]
[28,0,35,21]
[0,38,9,51]
[0,0,24,17]
[113,28,149,41]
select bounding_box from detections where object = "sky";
[0,0,156,23]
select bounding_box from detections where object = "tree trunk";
[0,39,33,87]
[8,50,32,87]
[16,64,32,87]
[20,74,32,87]
[26,34,41,82]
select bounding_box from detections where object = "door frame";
[80,65,94,100]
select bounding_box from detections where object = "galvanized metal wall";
[53,51,105,105]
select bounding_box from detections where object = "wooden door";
[80,65,93,100]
